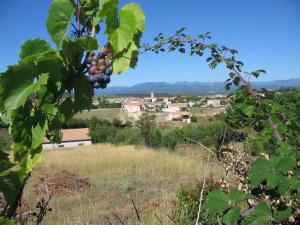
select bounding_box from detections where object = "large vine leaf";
[244,203,272,225]
[0,63,49,112]
[249,157,269,187]
[112,42,138,74]
[73,76,93,112]
[46,0,74,49]
[92,0,118,28]
[0,171,21,204]
[110,3,145,53]
[203,189,230,213]
[19,39,51,60]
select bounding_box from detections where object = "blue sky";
[0,0,299,86]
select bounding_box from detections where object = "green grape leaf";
[112,42,138,74]
[19,39,51,60]
[0,171,21,204]
[0,216,16,225]
[266,173,281,188]
[274,207,292,222]
[46,0,74,49]
[249,157,269,187]
[13,144,42,180]
[76,36,99,51]
[276,156,296,172]
[203,189,230,213]
[31,121,48,149]
[24,50,62,63]
[59,97,74,122]
[0,160,15,173]
[0,62,49,112]
[244,202,272,225]
[110,3,145,53]
[73,77,93,113]
[278,177,291,195]
[228,188,252,204]
[223,206,240,225]
[93,0,118,28]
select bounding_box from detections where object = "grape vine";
[0,0,145,223]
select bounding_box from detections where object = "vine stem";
[232,67,283,141]
[195,151,211,225]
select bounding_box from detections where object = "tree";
[136,110,157,147]
[0,0,145,223]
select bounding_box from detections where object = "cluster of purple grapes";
[86,43,113,89]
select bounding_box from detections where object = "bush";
[162,131,177,150]
[191,116,198,123]
[172,177,220,225]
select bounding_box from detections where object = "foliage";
[96,97,122,108]
[144,29,300,224]
[172,177,221,225]
[0,0,145,222]
[191,115,198,123]
[136,110,158,148]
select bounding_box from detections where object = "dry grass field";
[74,108,125,122]
[23,144,225,225]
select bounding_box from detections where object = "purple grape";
[95,73,104,82]
[87,75,96,83]
[104,68,112,76]
[93,82,101,89]
[98,52,106,58]
[105,61,111,67]
[100,83,107,89]
[103,75,110,83]
[86,56,93,64]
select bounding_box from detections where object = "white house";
[122,100,145,113]
[168,111,191,123]
[207,99,221,107]
[43,128,91,149]
[164,103,188,113]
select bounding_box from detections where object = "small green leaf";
[228,188,252,204]
[19,39,51,60]
[204,189,230,213]
[223,206,240,225]
[276,156,296,172]
[274,207,292,222]
[46,0,74,49]
[244,202,272,225]
[0,217,16,225]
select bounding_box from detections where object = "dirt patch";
[32,170,90,196]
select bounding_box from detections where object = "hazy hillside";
[96,78,300,95]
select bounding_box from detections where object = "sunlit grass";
[24,144,225,225]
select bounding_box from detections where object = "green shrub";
[191,116,198,123]
[172,178,220,225]
[162,132,177,150]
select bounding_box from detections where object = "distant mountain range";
[95,78,300,95]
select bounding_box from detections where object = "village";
[39,92,228,149]
[97,92,227,123]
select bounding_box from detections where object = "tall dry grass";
[24,144,225,225]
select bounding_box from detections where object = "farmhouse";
[207,99,221,107]
[43,128,91,149]
[164,103,188,113]
[168,111,191,123]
